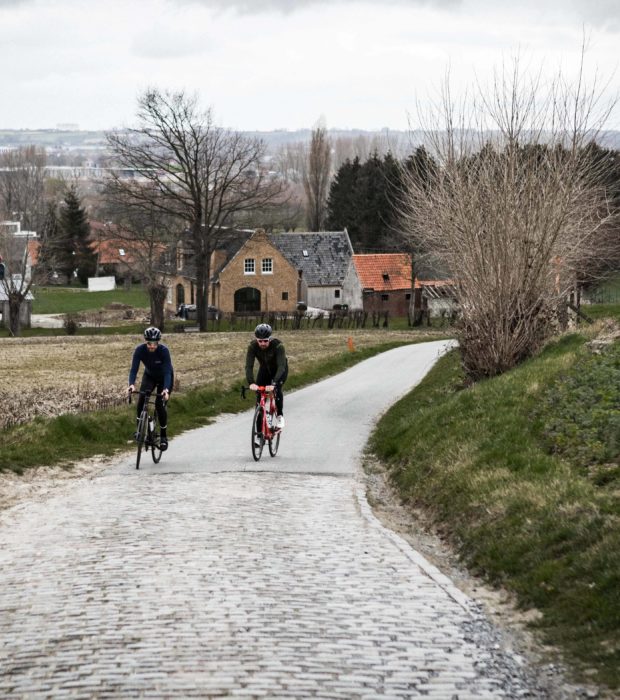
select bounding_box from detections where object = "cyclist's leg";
[154,379,169,450]
[255,366,271,429]
[274,365,288,416]
[136,375,156,436]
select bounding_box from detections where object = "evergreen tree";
[326,156,361,233]
[58,185,95,285]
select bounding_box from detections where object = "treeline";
[325,142,620,259]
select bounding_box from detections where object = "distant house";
[353,253,415,316]
[353,252,457,318]
[269,230,362,311]
[164,228,363,315]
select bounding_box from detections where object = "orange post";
[347,336,355,352]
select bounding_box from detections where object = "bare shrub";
[400,55,619,380]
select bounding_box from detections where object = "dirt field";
[0,328,444,428]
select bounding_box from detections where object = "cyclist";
[246,323,288,430]
[128,327,174,451]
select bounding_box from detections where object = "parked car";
[176,303,220,321]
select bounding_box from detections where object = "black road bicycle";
[129,390,165,470]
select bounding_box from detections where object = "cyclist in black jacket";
[245,323,288,429]
[128,327,174,450]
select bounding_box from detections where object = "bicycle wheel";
[150,413,163,464]
[135,411,148,470]
[251,405,265,461]
[268,406,280,457]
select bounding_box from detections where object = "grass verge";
[0,340,414,474]
[369,333,620,690]
[32,285,149,314]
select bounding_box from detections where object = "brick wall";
[217,231,298,313]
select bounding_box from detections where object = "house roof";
[268,231,353,286]
[353,253,415,292]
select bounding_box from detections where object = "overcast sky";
[1,0,619,132]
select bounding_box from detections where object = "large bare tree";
[303,126,332,231]
[106,89,285,331]
[399,57,618,380]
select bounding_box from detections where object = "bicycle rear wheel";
[268,406,280,457]
[252,405,265,461]
[135,411,147,470]
[151,413,163,464]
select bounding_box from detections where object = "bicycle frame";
[242,385,281,461]
[128,389,166,469]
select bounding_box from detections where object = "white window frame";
[262,258,273,274]
[244,258,256,275]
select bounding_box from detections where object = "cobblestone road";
[0,343,556,698]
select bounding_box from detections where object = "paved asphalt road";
[0,340,565,698]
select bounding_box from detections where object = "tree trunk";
[148,283,167,332]
[8,294,22,337]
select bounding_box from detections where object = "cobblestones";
[0,471,550,698]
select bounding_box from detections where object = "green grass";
[0,340,415,474]
[370,334,620,690]
[32,285,149,314]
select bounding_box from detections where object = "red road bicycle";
[241,385,281,461]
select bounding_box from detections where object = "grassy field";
[32,285,149,314]
[370,324,620,691]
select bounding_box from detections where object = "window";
[334,289,341,298]
[244,258,255,274]
[382,273,390,282]
[282,291,289,301]
[405,293,411,300]
[262,258,273,274]
[381,294,389,301]
[118,248,125,257]
[302,249,308,257]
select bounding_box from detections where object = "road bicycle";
[241,385,281,461]
[129,390,165,470]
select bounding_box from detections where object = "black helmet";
[254,323,272,340]
[144,326,162,341]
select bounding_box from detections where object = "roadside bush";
[63,314,80,335]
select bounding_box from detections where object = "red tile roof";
[353,253,417,291]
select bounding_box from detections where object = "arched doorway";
[234,287,261,312]
[176,283,185,307]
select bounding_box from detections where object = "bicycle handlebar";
[127,389,168,405]
[240,385,273,400]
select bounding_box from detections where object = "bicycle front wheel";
[135,411,148,470]
[151,414,163,464]
[268,406,280,457]
[252,405,265,461]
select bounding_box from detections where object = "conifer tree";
[58,185,96,285]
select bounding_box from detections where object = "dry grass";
[0,328,442,428]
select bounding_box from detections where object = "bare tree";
[98,195,178,329]
[0,146,46,231]
[106,89,286,331]
[0,230,36,336]
[303,126,332,231]
[399,56,618,380]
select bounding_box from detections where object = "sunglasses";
[146,341,159,347]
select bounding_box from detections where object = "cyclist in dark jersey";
[245,323,288,429]
[128,326,174,450]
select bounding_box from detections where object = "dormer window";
[302,249,308,257]
[118,248,125,256]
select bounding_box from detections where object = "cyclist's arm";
[273,343,287,384]
[160,346,173,393]
[128,345,142,387]
[245,344,257,386]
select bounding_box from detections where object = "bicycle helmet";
[254,323,272,340]
[144,326,162,342]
